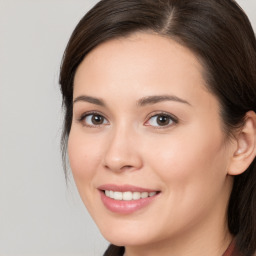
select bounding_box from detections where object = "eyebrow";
[73,95,105,106]
[73,94,191,107]
[137,95,191,106]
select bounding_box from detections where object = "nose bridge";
[103,121,142,172]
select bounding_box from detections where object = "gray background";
[0,0,255,255]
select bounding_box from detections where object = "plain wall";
[0,0,255,255]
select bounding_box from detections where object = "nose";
[103,125,143,172]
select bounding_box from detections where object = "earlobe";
[228,111,256,176]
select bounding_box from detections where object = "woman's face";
[68,33,234,247]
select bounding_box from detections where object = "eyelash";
[78,111,109,127]
[145,112,178,129]
[77,111,178,128]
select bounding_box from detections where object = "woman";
[59,0,256,255]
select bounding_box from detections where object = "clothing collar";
[222,239,242,256]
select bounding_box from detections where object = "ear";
[228,111,256,176]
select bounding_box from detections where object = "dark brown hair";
[59,0,256,255]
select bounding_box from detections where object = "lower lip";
[99,191,160,214]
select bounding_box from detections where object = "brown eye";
[146,113,177,127]
[82,113,108,126]
[91,115,104,125]
[156,115,170,126]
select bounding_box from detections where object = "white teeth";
[141,192,148,198]
[149,192,157,197]
[114,191,122,200]
[132,192,141,200]
[109,190,115,199]
[104,190,157,201]
[123,191,133,201]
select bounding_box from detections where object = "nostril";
[121,165,133,170]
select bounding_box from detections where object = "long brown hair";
[59,0,256,255]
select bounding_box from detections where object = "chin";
[104,234,151,247]
[97,220,158,247]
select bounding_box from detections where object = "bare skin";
[68,32,256,256]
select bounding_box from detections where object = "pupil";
[157,115,169,126]
[92,115,103,124]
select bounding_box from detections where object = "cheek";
[146,125,229,192]
[67,129,103,185]
[142,128,230,233]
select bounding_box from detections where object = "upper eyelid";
[146,111,178,122]
[77,110,109,121]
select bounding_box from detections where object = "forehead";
[73,32,215,109]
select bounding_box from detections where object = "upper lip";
[98,184,160,193]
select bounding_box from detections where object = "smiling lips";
[98,184,160,214]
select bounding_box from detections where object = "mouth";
[98,184,161,214]
[103,190,158,201]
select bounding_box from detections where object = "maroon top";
[222,240,242,256]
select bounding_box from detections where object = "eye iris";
[157,115,170,126]
[92,115,103,125]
